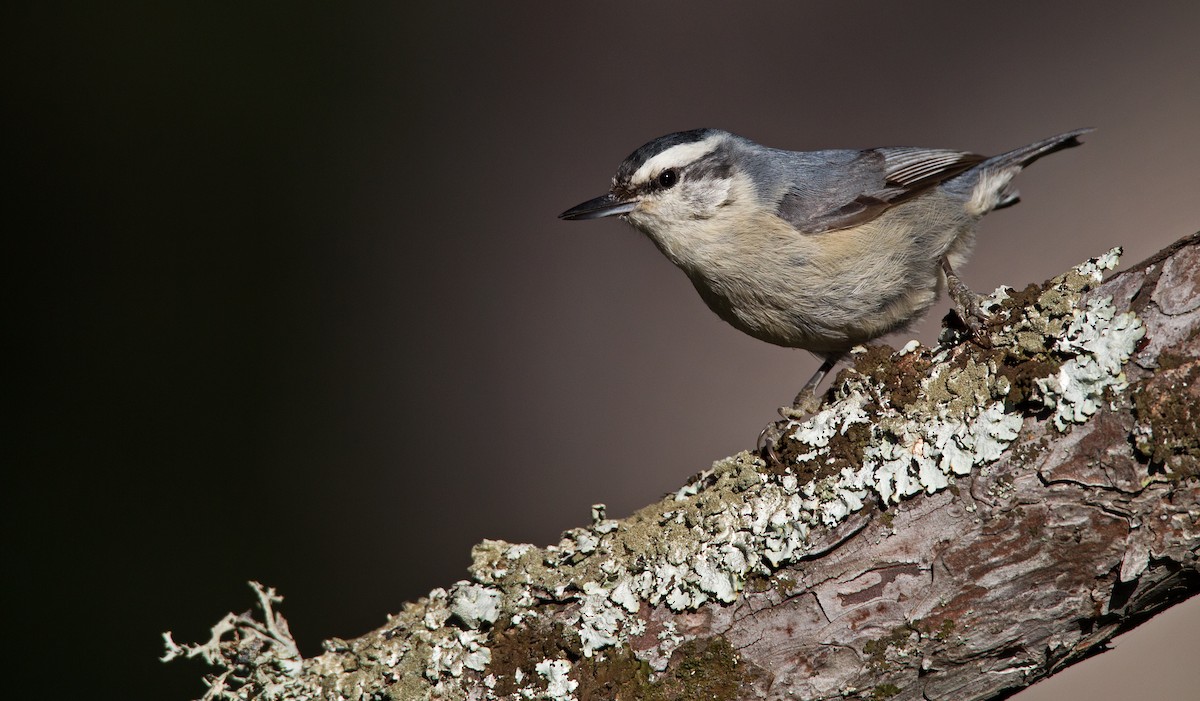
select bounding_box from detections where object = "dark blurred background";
[6,2,1198,698]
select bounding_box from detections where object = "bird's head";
[559,129,745,237]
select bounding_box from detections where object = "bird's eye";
[657,168,678,189]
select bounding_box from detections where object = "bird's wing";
[775,148,985,234]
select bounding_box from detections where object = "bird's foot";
[780,387,823,419]
[950,294,990,338]
[759,355,840,464]
[757,419,789,465]
[758,389,823,464]
[942,258,993,348]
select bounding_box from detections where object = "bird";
[559,127,1091,417]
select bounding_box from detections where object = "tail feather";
[984,127,1093,171]
[993,192,1021,210]
[945,128,1092,216]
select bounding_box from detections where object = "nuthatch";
[560,128,1090,415]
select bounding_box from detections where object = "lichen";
[166,248,1149,701]
[767,250,1138,511]
[571,635,748,701]
[1131,357,1200,475]
[451,583,504,630]
[982,247,1144,430]
[533,658,578,700]
[1035,295,1145,430]
[933,618,956,642]
[646,636,747,701]
[162,582,304,699]
[863,626,918,672]
[861,617,961,684]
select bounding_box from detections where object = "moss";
[863,626,915,670]
[774,575,798,594]
[763,437,813,477]
[804,418,873,478]
[487,618,580,697]
[742,573,773,594]
[934,618,956,642]
[648,637,748,701]
[1156,349,1193,371]
[1010,435,1049,467]
[999,282,1045,317]
[850,344,932,408]
[872,683,902,699]
[1131,359,1200,475]
[772,385,877,481]
[573,636,749,701]
[572,646,653,700]
[773,426,866,483]
[996,356,1061,407]
[680,467,720,495]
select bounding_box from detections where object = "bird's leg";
[783,354,842,419]
[941,256,989,340]
[759,353,843,463]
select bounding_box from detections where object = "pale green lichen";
[789,390,872,463]
[162,582,305,699]
[534,658,578,700]
[1036,296,1145,430]
[451,582,503,630]
[166,248,1146,701]
[787,350,1020,505]
[427,628,492,680]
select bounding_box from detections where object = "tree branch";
[165,234,1200,701]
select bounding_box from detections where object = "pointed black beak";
[558,193,637,221]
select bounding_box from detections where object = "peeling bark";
[165,234,1200,701]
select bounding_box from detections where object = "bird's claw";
[942,259,994,349]
[759,389,822,464]
[780,391,821,420]
[757,421,784,464]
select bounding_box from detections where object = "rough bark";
[165,234,1200,701]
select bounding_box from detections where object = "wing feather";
[774,147,984,234]
[878,148,985,188]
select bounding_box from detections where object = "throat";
[647,223,729,275]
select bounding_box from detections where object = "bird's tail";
[947,128,1093,214]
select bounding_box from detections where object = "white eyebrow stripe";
[629,136,722,184]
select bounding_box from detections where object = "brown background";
[7,2,1198,698]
